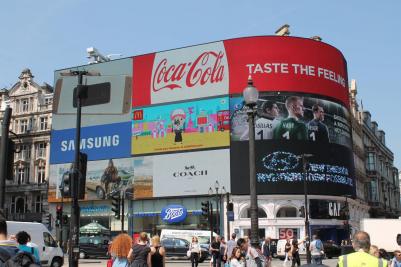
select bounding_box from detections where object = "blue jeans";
[311,255,322,265]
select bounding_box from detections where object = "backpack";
[0,249,40,267]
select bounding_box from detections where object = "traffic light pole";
[121,192,125,232]
[0,107,12,211]
[209,202,213,242]
[302,155,311,264]
[69,72,87,267]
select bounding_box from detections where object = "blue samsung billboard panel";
[50,121,131,164]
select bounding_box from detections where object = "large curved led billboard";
[230,92,355,196]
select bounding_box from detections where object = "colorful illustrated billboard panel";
[132,97,230,155]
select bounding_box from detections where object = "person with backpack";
[310,234,324,265]
[0,219,38,267]
[109,233,132,267]
[15,232,40,265]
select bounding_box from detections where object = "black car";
[323,241,341,259]
[79,236,110,259]
[161,237,209,262]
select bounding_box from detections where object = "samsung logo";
[60,135,120,152]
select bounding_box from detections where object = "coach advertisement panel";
[133,36,348,108]
[230,92,355,196]
[48,157,134,202]
[133,149,230,199]
[132,97,229,155]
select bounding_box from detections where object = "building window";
[16,145,31,161]
[369,180,379,202]
[39,117,48,131]
[17,167,29,184]
[276,207,298,218]
[36,143,46,158]
[35,195,43,213]
[21,99,29,112]
[240,207,267,218]
[366,152,376,171]
[37,165,46,184]
[19,119,28,133]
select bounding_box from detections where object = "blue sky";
[1,1,400,167]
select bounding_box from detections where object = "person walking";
[230,247,245,267]
[262,237,272,267]
[189,236,201,267]
[0,220,19,261]
[237,238,262,267]
[310,234,324,265]
[15,231,41,264]
[390,250,401,267]
[337,231,387,267]
[109,233,133,267]
[220,237,227,264]
[290,238,305,267]
[225,233,237,263]
[210,236,222,267]
[129,232,151,267]
[150,236,165,267]
[283,238,291,266]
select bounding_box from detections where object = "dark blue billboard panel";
[50,121,131,164]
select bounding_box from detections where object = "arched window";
[240,207,267,218]
[276,206,297,218]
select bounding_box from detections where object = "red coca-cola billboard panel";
[132,36,348,107]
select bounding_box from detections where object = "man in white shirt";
[255,101,280,140]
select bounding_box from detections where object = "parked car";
[323,241,341,259]
[161,237,208,262]
[79,236,110,259]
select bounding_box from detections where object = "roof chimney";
[310,36,322,41]
[275,24,290,36]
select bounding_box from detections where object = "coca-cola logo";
[161,204,187,223]
[152,51,225,92]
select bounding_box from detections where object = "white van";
[160,229,217,245]
[7,221,64,267]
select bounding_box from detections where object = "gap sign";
[161,205,187,223]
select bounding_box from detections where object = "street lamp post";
[243,76,259,248]
[301,154,313,264]
[208,181,226,235]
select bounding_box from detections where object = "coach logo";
[152,51,225,92]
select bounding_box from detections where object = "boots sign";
[161,204,187,223]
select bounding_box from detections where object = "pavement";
[73,258,340,267]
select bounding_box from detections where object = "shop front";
[126,196,211,236]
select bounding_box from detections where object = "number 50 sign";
[279,228,299,239]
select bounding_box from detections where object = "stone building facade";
[349,79,400,218]
[0,69,53,223]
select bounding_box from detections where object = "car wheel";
[198,256,206,263]
[51,257,63,267]
[96,187,106,199]
[79,251,86,259]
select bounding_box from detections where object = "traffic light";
[78,152,88,200]
[111,192,121,219]
[60,171,72,198]
[299,206,305,217]
[56,205,62,227]
[62,215,69,225]
[6,140,15,180]
[201,201,210,218]
[227,202,234,212]
[43,213,52,229]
